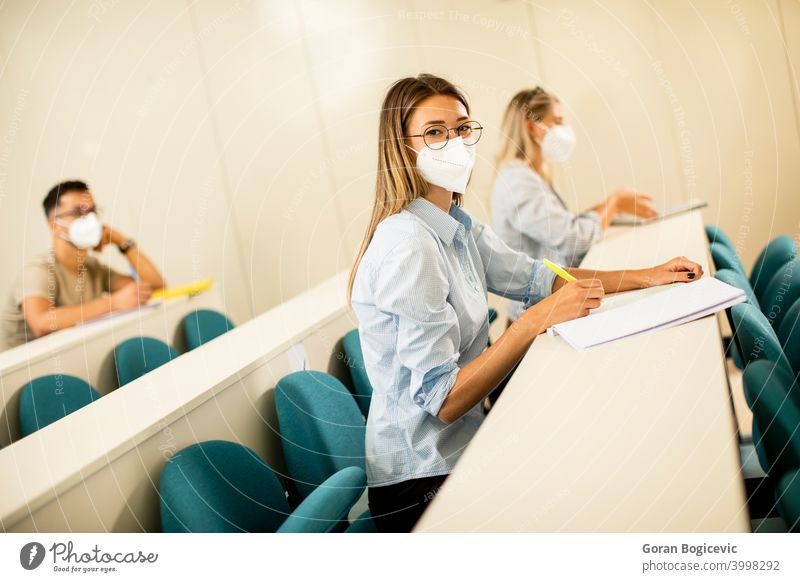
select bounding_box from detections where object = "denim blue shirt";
[351,197,556,486]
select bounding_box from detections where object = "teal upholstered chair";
[19,375,101,437]
[760,260,800,331]
[160,440,366,533]
[705,225,735,251]
[730,303,792,402]
[710,241,746,278]
[714,268,758,308]
[342,330,372,418]
[486,307,499,347]
[751,235,797,304]
[275,371,366,498]
[775,469,800,532]
[181,309,234,351]
[275,370,376,532]
[743,360,800,475]
[715,268,758,370]
[777,299,800,377]
[114,336,178,387]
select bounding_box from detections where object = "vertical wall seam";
[525,1,548,84]
[644,1,690,201]
[410,0,424,71]
[293,1,349,255]
[776,0,800,150]
[0,23,16,102]
[186,0,254,319]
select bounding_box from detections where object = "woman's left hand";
[642,256,704,287]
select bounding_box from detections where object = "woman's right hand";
[523,279,605,333]
[611,188,658,219]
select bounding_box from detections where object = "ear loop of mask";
[54,218,71,243]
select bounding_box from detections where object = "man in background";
[1,180,166,350]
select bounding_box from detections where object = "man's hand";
[110,282,152,311]
[94,225,126,252]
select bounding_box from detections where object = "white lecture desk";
[415,210,750,532]
[0,287,223,445]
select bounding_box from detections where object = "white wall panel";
[648,0,800,268]
[0,0,251,324]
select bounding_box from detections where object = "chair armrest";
[278,466,367,533]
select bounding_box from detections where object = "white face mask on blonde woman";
[407,136,476,194]
[540,124,576,163]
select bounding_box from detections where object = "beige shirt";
[1,251,126,351]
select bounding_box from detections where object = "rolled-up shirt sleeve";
[472,221,556,308]
[373,236,460,417]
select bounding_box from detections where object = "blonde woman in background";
[349,74,702,532]
[491,87,658,322]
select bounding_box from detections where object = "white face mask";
[58,212,103,249]
[408,137,476,194]
[540,124,576,163]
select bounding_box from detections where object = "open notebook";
[547,277,745,351]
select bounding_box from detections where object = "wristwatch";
[118,238,136,253]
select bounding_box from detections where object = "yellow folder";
[149,277,213,302]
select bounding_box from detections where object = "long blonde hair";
[347,74,470,301]
[496,87,557,181]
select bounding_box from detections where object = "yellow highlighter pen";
[543,258,576,283]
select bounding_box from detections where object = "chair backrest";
[275,371,366,499]
[160,440,290,533]
[731,303,791,397]
[760,260,800,331]
[705,225,735,251]
[181,309,235,351]
[778,299,800,378]
[114,336,178,387]
[714,268,758,308]
[19,375,101,437]
[776,469,800,532]
[342,329,372,417]
[743,360,800,476]
[710,241,746,277]
[751,235,797,302]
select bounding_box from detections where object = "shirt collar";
[405,197,473,246]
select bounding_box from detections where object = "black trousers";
[368,474,449,533]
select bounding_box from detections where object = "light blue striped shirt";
[351,197,556,486]
[491,161,601,320]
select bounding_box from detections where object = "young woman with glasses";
[348,74,702,532]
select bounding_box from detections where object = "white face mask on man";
[540,124,576,163]
[57,212,104,250]
[407,137,476,194]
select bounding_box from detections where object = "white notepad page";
[548,277,746,351]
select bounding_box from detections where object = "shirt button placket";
[456,228,481,294]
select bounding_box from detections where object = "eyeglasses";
[54,205,101,220]
[407,120,483,150]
